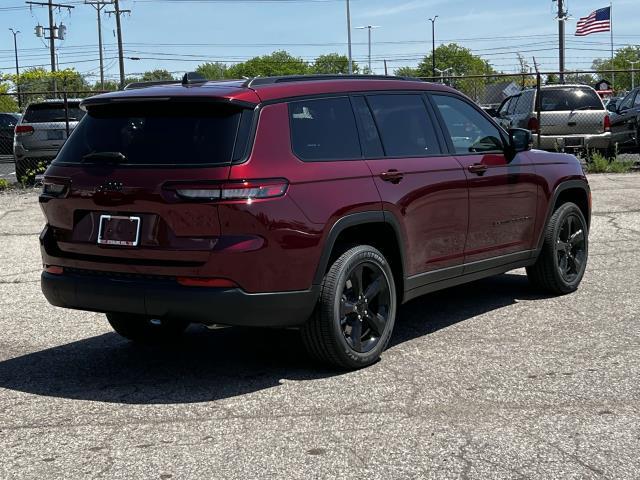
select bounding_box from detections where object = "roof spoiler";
[123,72,209,90]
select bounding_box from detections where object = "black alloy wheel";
[555,214,587,284]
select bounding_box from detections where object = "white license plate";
[564,137,583,148]
[97,215,141,247]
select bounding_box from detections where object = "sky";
[0,0,638,83]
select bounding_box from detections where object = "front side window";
[289,97,361,162]
[366,94,441,157]
[431,94,505,154]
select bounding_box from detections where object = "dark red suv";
[40,75,591,369]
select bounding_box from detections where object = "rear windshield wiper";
[572,106,600,111]
[82,152,127,163]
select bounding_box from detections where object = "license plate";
[47,130,64,140]
[564,137,583,147]
[97,215,141,246]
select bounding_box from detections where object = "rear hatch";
[40,96,256,270]
[539,87,607,135]
[18,101,84,152]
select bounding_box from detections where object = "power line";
[85,0,113,90]
[106,0,129,88]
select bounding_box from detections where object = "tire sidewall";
[325,247,397,368]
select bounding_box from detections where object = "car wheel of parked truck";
[302,246,397,369]
[527,202,588,295]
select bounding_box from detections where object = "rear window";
[23,102,85,123]
[540,88,603,112]
[54,102,249,166]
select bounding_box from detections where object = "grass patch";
[585,150,635,174]
[0,178,10,191]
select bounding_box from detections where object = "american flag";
[575,7,611,36]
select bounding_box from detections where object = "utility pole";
[346,0,353,74]
[26,1,74,73]
[557,0,566,83]
[429,16,438,81]
[86,1,113,91]
[107,0,130,89]
[356,25,380,74]
[9,29,21,108]
[628,59,640,90]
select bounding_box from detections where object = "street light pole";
[429,16,438,81]
[356,25,381,74]
[9,29,21,108]
[346,0,353,74]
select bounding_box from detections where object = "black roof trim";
[243,74,420,88]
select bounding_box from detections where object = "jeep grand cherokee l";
[40,74,591,369]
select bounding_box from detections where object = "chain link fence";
[1,71,638,185]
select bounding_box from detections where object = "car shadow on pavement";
[0,273,550,405]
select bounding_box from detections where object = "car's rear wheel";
[302,245,397,369]
[527,202,588,294]
[107,313,189,344]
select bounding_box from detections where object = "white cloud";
[366,0,447,18]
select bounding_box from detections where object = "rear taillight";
[527,117,540,134]
[177,277,238,288]
[15,125,34,136]
[604,115,611,132]
[42,181,68,197]
[173,179,288,202]
[44,265,64,275]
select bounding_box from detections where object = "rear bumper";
[41,271,319,327]
[533,132,611,151]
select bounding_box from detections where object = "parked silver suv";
[13,99,85,181]
[496,85,612,154]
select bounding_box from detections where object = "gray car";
[13,99,85,181]
[496,85,612,154]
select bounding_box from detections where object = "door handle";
[468,164,488,176]
[380,170,404,183]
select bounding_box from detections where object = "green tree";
[394,66,419,78]
[140,69,175,82]
[311,53,358,74]
[0,82,19,112]
[593,46,640,91]
[196,62,229,80]
[6,67,88,95]
[226,51,309,78]
[417,43,494,78]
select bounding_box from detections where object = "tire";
[301,245,397,369]
[527,202,588,295]
[107,313,189,344]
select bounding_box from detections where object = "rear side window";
[289,97,361,161]
[23,103,85,123]
[366,94,441,157]
[540,88,603,111]
[54,101,247,166]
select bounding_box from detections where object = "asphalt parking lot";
[1,174,639,479]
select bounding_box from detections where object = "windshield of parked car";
[540,88,603,112]
[54,101,248,166]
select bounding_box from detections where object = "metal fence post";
[536,73,542,150]
[63,91,70,137]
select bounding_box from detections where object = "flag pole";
[610,1,615,90]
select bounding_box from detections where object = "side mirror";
[508,128,532,157]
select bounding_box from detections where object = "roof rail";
[243,74,418,88]
[123,80,179,90]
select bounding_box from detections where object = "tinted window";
[23,102,85,123]
[539,88,603,111]
[351,96,384,158]
[54,102,246,166]
[432,94,505,154]
[507,96,519,115]
[514,91,534,114]
[367,94,441,157]
[289,97,361,161]
[634,92,640,107]
[618,92,634,111]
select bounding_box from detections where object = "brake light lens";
[174,179,288,202]
[527,117,540,134]
[15,125,34,136]
[44,265,64,275]
[43,181,68,197]
[604,115,611,132]
[177,277,238,288]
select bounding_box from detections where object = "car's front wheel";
[527,202,588,294]
[107,313,189,344]
[302,245,397,369]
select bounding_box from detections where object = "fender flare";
[312,211,406,286]
[535,179,591,252]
